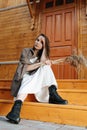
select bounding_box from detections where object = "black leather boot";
[6,100,22,124]
[49,85,68,104]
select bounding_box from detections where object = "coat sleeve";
[12,48,29,81]
[18,48,33,79]
[11,48,32,97]
[19,48,32,64]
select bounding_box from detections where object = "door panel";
[50,46,71,57]
[44,14,54,44]
[64,9,74,45]
[54,14,62,43]
[42,7,77,79]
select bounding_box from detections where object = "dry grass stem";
[50,49,87,71]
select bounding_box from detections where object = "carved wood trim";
[86,0,87,17]
[26,0,37,30]
[26,0,33,18]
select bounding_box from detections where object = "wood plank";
[0,100,87,127]
[57,80,87,89]
[0,90,13,100]
[0,87,87,105]
[58,89,87,106]
[0,87,37,102]
[0,79,87,89]
[21,102,87,127]
[0,0,26,9]
[0,65,17,79]
[0,6,38,61]
[0,80,11,88]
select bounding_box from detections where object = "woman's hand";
[26,60,52,72]
[26,62,43,71]
[45,60,52,66]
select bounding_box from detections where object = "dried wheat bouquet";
[51,49,87,71]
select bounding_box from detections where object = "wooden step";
[0,87,13,100]
[58,89,87,106]
[0,87,87,105]
[0,87,37,101]
[0,99,87,127]
[57,79,87,89]
[0,79,87,89]
[0,79,87,127]
[0,80,11,88]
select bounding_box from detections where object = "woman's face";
[34,35,45,50]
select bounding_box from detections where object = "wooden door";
[42,7,77,79]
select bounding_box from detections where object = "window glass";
[45,1,54,8]
[66,0,74,4]
[55,0,64,6]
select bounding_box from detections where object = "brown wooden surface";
[0,79,87,126]
[0,79,87,105]
[0,64,17,80]
[0,0,87,79]
[42,4,77,79]
[0,0,26,8]
[0,5,37,61]
[0,0,40,80]
[0,100,87,127]
[78,0,87,79]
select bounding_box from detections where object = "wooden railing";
[0,61,19,65]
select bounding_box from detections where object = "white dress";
[17,58,58,103]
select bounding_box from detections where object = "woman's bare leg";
[14,94,28,102]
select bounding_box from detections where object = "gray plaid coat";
[11,48,38,97]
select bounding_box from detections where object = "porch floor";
[0,116,87,130]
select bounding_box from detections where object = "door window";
[45,1,54,8]
[44,0,75,9]
[55,0,64,6]
[66,0,74,4]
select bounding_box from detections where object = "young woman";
[6,34,68,124]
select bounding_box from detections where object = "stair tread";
[0,80,87,127]
[0,79,87,81]
[58,89,87,92]
[0,99,87,110]
[0,79,11,81]
[24,102,87,110]
[0,87,10,90]
[57,79,87,82]
[0,87,87,92]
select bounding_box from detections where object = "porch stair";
[0,79,87,127]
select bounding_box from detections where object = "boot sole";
[49,100,68,105]
[6,115,20,124]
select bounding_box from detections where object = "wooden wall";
[78,0,87,79]
[0,0,41,79]
[0,0,87,80]
[0,0,26,8]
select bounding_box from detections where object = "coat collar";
[30,48,34,55]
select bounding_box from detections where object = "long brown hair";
[36,33,50,59]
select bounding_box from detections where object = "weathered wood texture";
[0,0,41,79]
[0,0,40,61]
[0,0,87,79]
[0,64,17,79]
[0,79,87,127]
[0,0,26,8]
[78,0,87,79]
